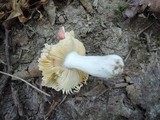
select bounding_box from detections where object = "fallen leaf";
[124,0,160,19]
[19,14,31,23]
[36,9,44,21]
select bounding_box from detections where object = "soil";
[0,0,160,120]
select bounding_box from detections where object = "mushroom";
[38,27,124,94]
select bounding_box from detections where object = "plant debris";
[124,0,160,19]
[0,70,51,97]
[0,28,12,96]
[0,0,160,119]
[0,0,48,23]
[79,0,93,14]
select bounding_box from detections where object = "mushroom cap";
[38,30,88,94]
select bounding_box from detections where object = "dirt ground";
[0,0,160,120]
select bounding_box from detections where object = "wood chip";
[79,0,93,14]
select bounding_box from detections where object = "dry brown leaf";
[21,0,29,8]
[147,0,160,13]
[0,2,11,9]
[40,0,48,4]
[18,14,31,23]
[37,9,44,21]
[124,0,160,19]
[6,0,23,20]
[6,0,31,23]
[1,0,48,24]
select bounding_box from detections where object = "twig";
[58,95,67,107]
[0,27,12,96]
[137,22,154,39]
[0,59,6,65]
[45,95,67,120]
[4,28,12,72]
[45,99,60,120]
[124,48,133,62]
[0,71,51,97]
[18,49,23,61]
[97,89,107,98]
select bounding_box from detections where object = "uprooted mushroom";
[124,0,160,19]
[38,27,124,94]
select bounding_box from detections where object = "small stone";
[125,76,133,83]
[28,59,41,78]
[28,65,41,78]
[118,78,125,82]
[126,85,134,93]
[58,16,66,24]
[75,97,83,101]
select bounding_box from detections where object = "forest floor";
[0,0,160,120]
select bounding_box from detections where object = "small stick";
[45,95,67,120]
[137,22,154,39]
[0,59,6,65]
[58,95,67,107]
[97,89,107,98]
[0,27,12,96]
[4,28,12,72]
[124,48,133,62]
[45,99,60,120]
[0,71,51,97]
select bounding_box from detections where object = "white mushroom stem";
[63,52,124,78]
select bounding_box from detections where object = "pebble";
[58,16,66,24]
